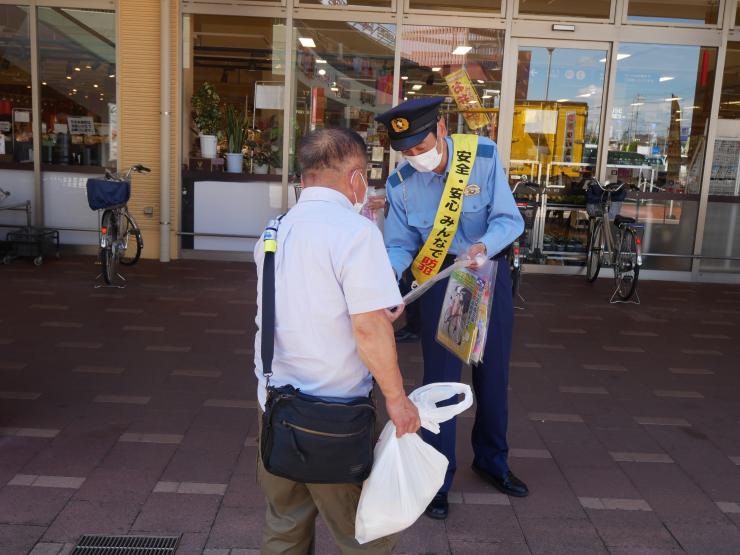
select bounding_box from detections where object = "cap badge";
[391,117,410,133]
[464,184,481,196]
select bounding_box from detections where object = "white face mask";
[351,169,368,213]
[405,133,442,173]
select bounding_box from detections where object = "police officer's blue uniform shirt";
[384,135,524,279]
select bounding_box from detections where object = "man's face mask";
[351,169,368,213]
[404,125,443,173]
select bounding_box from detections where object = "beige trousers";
[257,412,397,555]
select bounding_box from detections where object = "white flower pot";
[199,135,217,159]
[225,152,244,173]
[254,163,269,175]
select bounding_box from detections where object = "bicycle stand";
[94,272,127,289]
[609,286,640,305]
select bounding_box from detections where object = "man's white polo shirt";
[253,186,402,410]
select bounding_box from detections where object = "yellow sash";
[411,134,478,284]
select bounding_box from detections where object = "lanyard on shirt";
[411,133,478,285]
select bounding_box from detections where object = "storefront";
[1,0,739,279]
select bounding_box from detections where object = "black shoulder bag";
[259,218,376,484]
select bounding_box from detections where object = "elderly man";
[253,127,420,555]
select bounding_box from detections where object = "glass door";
[505,40,609,264]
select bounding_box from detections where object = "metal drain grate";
[71,534,180,554]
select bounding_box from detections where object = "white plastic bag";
[355,382,474,544]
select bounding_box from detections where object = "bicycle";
[86,164,150,285]
[584,178,643,302]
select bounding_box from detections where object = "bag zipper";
[281,420,367,438]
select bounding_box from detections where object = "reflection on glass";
[0,6,32,165]
[183,15,285,175]
[627,1,719,25]
[610,44,716,271]
[609,44,716,194]
[38,7,116,168]
[518,0,611,19]
[408,0,501,14]
[511,47,606,189]
[292,21,396,183]
[719,42,740,119]
[400,27,504,142]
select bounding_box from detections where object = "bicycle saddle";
[614,215,636,227]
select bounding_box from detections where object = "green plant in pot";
[191,82,221,159]
[247,139,280,175]
[224,105,248,173]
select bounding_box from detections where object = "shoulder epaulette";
[388,163,417,188]
[476,143,495,159]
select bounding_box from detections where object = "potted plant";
[191,82,221,159]
[248,139,277,174]
[224,105,247,173]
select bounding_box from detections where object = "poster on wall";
[68,116,96,135]
[255,84,284,110]
[108,103,118,162]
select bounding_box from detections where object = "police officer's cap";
[375,97,444,151]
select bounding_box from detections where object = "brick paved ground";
[1,256,740,554]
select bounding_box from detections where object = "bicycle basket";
[86,178,130,210]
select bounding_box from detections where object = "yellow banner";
[411,134,478,285]
[445,69,490,131]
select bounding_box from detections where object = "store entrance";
[503,40,609,266]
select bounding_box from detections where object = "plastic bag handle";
[408,382,474,434]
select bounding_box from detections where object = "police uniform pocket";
[460,188,490,240]
[407,210,434,233]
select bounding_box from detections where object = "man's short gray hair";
[298,128,367,174]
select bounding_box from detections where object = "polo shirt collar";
[299,186,354,210]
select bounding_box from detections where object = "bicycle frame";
[597,193,643,269]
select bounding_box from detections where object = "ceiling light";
[600,53,631,63]
[408,91,416,95]
[468,99,478,104]
[26,85,30,89]
[72,88,77,92]
[412,84,422,90]
[109,73,115,78]
[401,76,408,80]
[93,84,99,88]
[556,98,569,102]
[41,81,47,86]
[665,97,682,102]
[316,59,327,64]
[631,102,644,106]
[318,69,326,76]
[74,66,81,72]
[482,95,492,99]
[452,46,472,56]
[85,64,92,70]
[299,37,316,48]
[330,86,339,92]
[432,67,441,72]
[659,76,674,82]
[66,75,72,80]
[476,79,484,84]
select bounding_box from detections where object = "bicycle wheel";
[100,209,118,285]
[614,226,640,301]
[586,219,603,283]
[119,211,142,266]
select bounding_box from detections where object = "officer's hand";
[385,303,405,323]
[464,243,487,269]
[386,393,421,437]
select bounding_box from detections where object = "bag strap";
[261,216,284,384]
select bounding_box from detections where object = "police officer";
[376,97,528,520]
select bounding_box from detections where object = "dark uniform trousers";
[419,254,513,493]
